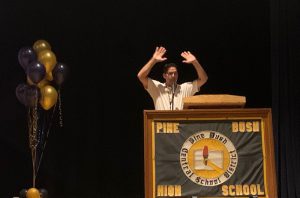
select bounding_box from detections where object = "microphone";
[172,82,176,95]
[171,81,176,110]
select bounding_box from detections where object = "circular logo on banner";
[180,131,238,186]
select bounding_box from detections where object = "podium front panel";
[144,109,277,198]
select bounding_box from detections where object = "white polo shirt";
[146,78,199,110]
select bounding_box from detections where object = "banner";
[153,119,266,197]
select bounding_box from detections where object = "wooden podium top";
[183,94,246,109]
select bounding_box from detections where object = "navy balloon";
[25,85,40,107]
[27,61,46,84]
[18,47,37,71]
[19,188,27,198]
[53,62,68,85]
[39,188,48,198]
[16,83,29,105]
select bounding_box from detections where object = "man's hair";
[163,63,178,74]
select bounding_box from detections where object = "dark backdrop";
[0,0,297,197]
[271,0,300,196]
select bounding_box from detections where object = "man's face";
[163,66,178,86]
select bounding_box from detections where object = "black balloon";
[19,188,27,198]
[25,85,40,107]
[18,47,37,71]
[27,61,46,84]
[53,62,68,85]
[39,188,48,198]
[16,83,29,105]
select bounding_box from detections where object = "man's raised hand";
[152,46,167,62]
[181,51,196,64]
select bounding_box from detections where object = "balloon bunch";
[16,39,68,193]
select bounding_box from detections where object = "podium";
[183,94,246,109]
[143,95,277,198]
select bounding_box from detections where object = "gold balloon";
[40,85,58,110]
[38,49,57,74]
[33,39,51,54]
[27,76,50,88]
[45,71,53,81]
[26,188,41,198]
[37,78,50,89]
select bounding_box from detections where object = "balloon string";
[27,108,32,147]
[35,101,57,177]
[32,148,36,187]
[35,108,47,177]
[27,108,34,187]
[58,89,63,127]
[28,96,39,187]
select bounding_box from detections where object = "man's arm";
[181,51,208,88]
[137,46,167,89]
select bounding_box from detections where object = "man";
[137,46,208,110]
